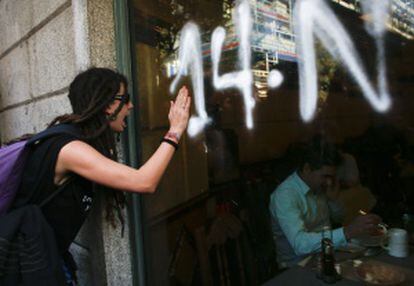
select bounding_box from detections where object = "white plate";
[355,260,406,285]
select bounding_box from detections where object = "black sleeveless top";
[12,133,94,254]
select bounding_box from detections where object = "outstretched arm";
[56,87,191,193]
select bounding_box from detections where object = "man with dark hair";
[269,137,382,268]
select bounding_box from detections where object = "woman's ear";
[105,101,117,115]
[104,106,114,121]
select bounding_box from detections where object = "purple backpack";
[0,124,80,215]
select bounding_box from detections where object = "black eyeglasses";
[113,93,131,104]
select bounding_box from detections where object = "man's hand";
[344,213,382,240]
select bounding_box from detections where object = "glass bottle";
[319,226,341,283]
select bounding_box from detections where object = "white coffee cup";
[381,228,409,258]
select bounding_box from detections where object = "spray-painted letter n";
[293,0,392,122]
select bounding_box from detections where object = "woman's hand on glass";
[168,86,191,140]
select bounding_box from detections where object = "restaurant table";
[263,247,414,285]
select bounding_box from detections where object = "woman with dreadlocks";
[10,67,191,285]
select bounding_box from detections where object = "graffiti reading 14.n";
[170,0,392,136]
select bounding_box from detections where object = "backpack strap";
[29,124,82,208]
[27,124,82,146]
[39,177,76,208]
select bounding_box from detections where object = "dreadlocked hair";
[49,67,127,231]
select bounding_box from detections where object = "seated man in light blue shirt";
[269,138,382,267]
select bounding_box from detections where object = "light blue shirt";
[269,172,347,267]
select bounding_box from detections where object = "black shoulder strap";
[27,124,82,146]
[39,177,76,208]
[29,124,82,208]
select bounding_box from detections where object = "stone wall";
[0,0,134,285]
[0,0,75,142]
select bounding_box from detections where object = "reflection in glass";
[130,0,414,285]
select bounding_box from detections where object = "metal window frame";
[113,0,146,285]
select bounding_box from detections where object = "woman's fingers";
[175,86,188,107]
[185,96,191,112]
[174,86,190,114]
[180,86,188,97]
[168,86,191,135]
[168,101,174,116]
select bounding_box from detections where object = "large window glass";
[130,0,414,284]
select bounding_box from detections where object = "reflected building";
[163,0,297,97]
[332,0,414,39]
[198,0,298,98]
[251,0,296,97]
[164,0,413,98]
